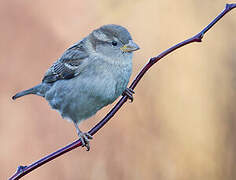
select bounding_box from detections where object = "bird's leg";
[73,122,93,151]
[122,88,135,102]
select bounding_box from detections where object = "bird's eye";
[112,41,118,46]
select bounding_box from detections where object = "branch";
[9,3,236,180]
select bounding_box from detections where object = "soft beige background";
[1,1,236,180]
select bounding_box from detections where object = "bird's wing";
[42,40,89,83]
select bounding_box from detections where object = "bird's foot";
[123,88,135,102]
[78,131,93,151]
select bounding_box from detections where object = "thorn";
[225,4,230,10]
[16,165,27,173]
[200,32,204,39]
[195,32,204,42]
[225,3,236,10]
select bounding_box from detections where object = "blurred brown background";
[1,0,236,180]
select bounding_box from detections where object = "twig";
[9,3,236,180]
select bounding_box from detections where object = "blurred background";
[1,0,236,179]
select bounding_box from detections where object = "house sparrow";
[12,24,139,151]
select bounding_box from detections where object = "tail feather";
[12,87,37,100]
[12,84,45,100]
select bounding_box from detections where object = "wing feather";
[42,40,89,83]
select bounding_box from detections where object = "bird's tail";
[12,84,43,100]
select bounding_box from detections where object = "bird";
[12,24,139,151]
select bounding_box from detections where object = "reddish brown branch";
[9,3,236,180]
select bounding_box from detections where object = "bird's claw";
[78,132,93,151]
[123,88,135,102]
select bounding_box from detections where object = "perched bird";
[12,24,139,150]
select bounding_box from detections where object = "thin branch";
[9,3,236,180]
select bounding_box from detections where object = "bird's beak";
[120,40,140,52]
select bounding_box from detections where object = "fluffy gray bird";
[12,24,139,150]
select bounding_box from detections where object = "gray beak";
[120,40,140,52]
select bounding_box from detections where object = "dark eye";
[112,41,118,46]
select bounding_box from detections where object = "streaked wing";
[42,40,89,83]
